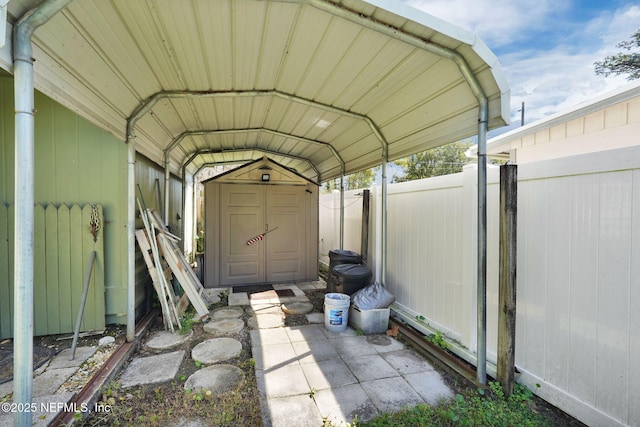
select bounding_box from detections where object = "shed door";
[219,184,306,285]
[265,186,306,282]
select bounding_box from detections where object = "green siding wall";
[0,76,185,332]
[1,76,129,329]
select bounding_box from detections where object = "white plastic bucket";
[324,293,350,332]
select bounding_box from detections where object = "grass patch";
[324,382,552,427]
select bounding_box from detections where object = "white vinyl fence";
[319,144,640,427]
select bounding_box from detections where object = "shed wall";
[204,159,318,287]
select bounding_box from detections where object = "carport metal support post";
[164,153,171,224]
[12,1,72,425]
[340,173,344,249]
[477,102,489,385]
[126,139,136,341]
[306,5,492,367]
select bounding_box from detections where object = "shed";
[203,157,319,287]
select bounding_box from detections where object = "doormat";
[249,289,295,300]
[0,344,56,384]
[233,284,273,294]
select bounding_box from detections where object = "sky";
[404,0,640,135]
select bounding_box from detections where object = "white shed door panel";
[220,185,264,285]
[219,184,306,286]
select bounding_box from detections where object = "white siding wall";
[319,144,640,427]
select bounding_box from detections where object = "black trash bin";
[333,263,372,296]
[327,249,362,293]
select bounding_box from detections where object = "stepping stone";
[184,364,245,394]
[201,288,222,305]
[306,313,324,324]
[191,338,242,364]
[146,330,193,350]
[33,367,78,397]
[247,314,284,329]
[0,392,75,427]
[47,346,97,369]
[211,306,244,319]
[228,293,249,306]
[203,318,245,335]
[119,350,184,388]
[281,301,313,314]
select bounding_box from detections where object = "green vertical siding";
[0,75,185,333]
[0,75,129,331]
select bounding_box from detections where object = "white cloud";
[405,0,567,48]
[404,1,639,131]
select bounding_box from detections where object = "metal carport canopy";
[6,1,509,415]
[6,0,509,180]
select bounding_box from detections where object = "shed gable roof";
[204,156,317,186]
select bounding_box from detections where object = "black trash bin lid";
[333,263,371,279]
[328,249,362,262]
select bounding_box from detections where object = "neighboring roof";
[468,80,640,159]
[5,0,509,182]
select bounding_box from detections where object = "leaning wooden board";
[157,232,210,319]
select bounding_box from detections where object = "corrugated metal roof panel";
[6,0,509,182]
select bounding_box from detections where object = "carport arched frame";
[161,127,345,228]
[123,43,490,385]
[9,3,504,407]
[126,89,381,261]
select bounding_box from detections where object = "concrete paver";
[405,370,455,405]
[257,364,310,398]
[47,346,97,369]
[33,367,78,397]
[191,337,242,365]
[266,394,323,427]
[301,359,359,390]
[3,281,453,427]
[119,350,184,388]
[183,364,245,394]
[344,354,399,382]
[203,318,244,335]
[210,306,244,319]
[360,376,425,413]
[247,313,284,329]
[145,330,193,350]
[314,384,379,424]
[244,281,455,426]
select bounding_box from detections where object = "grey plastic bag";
[352,282,395,310]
